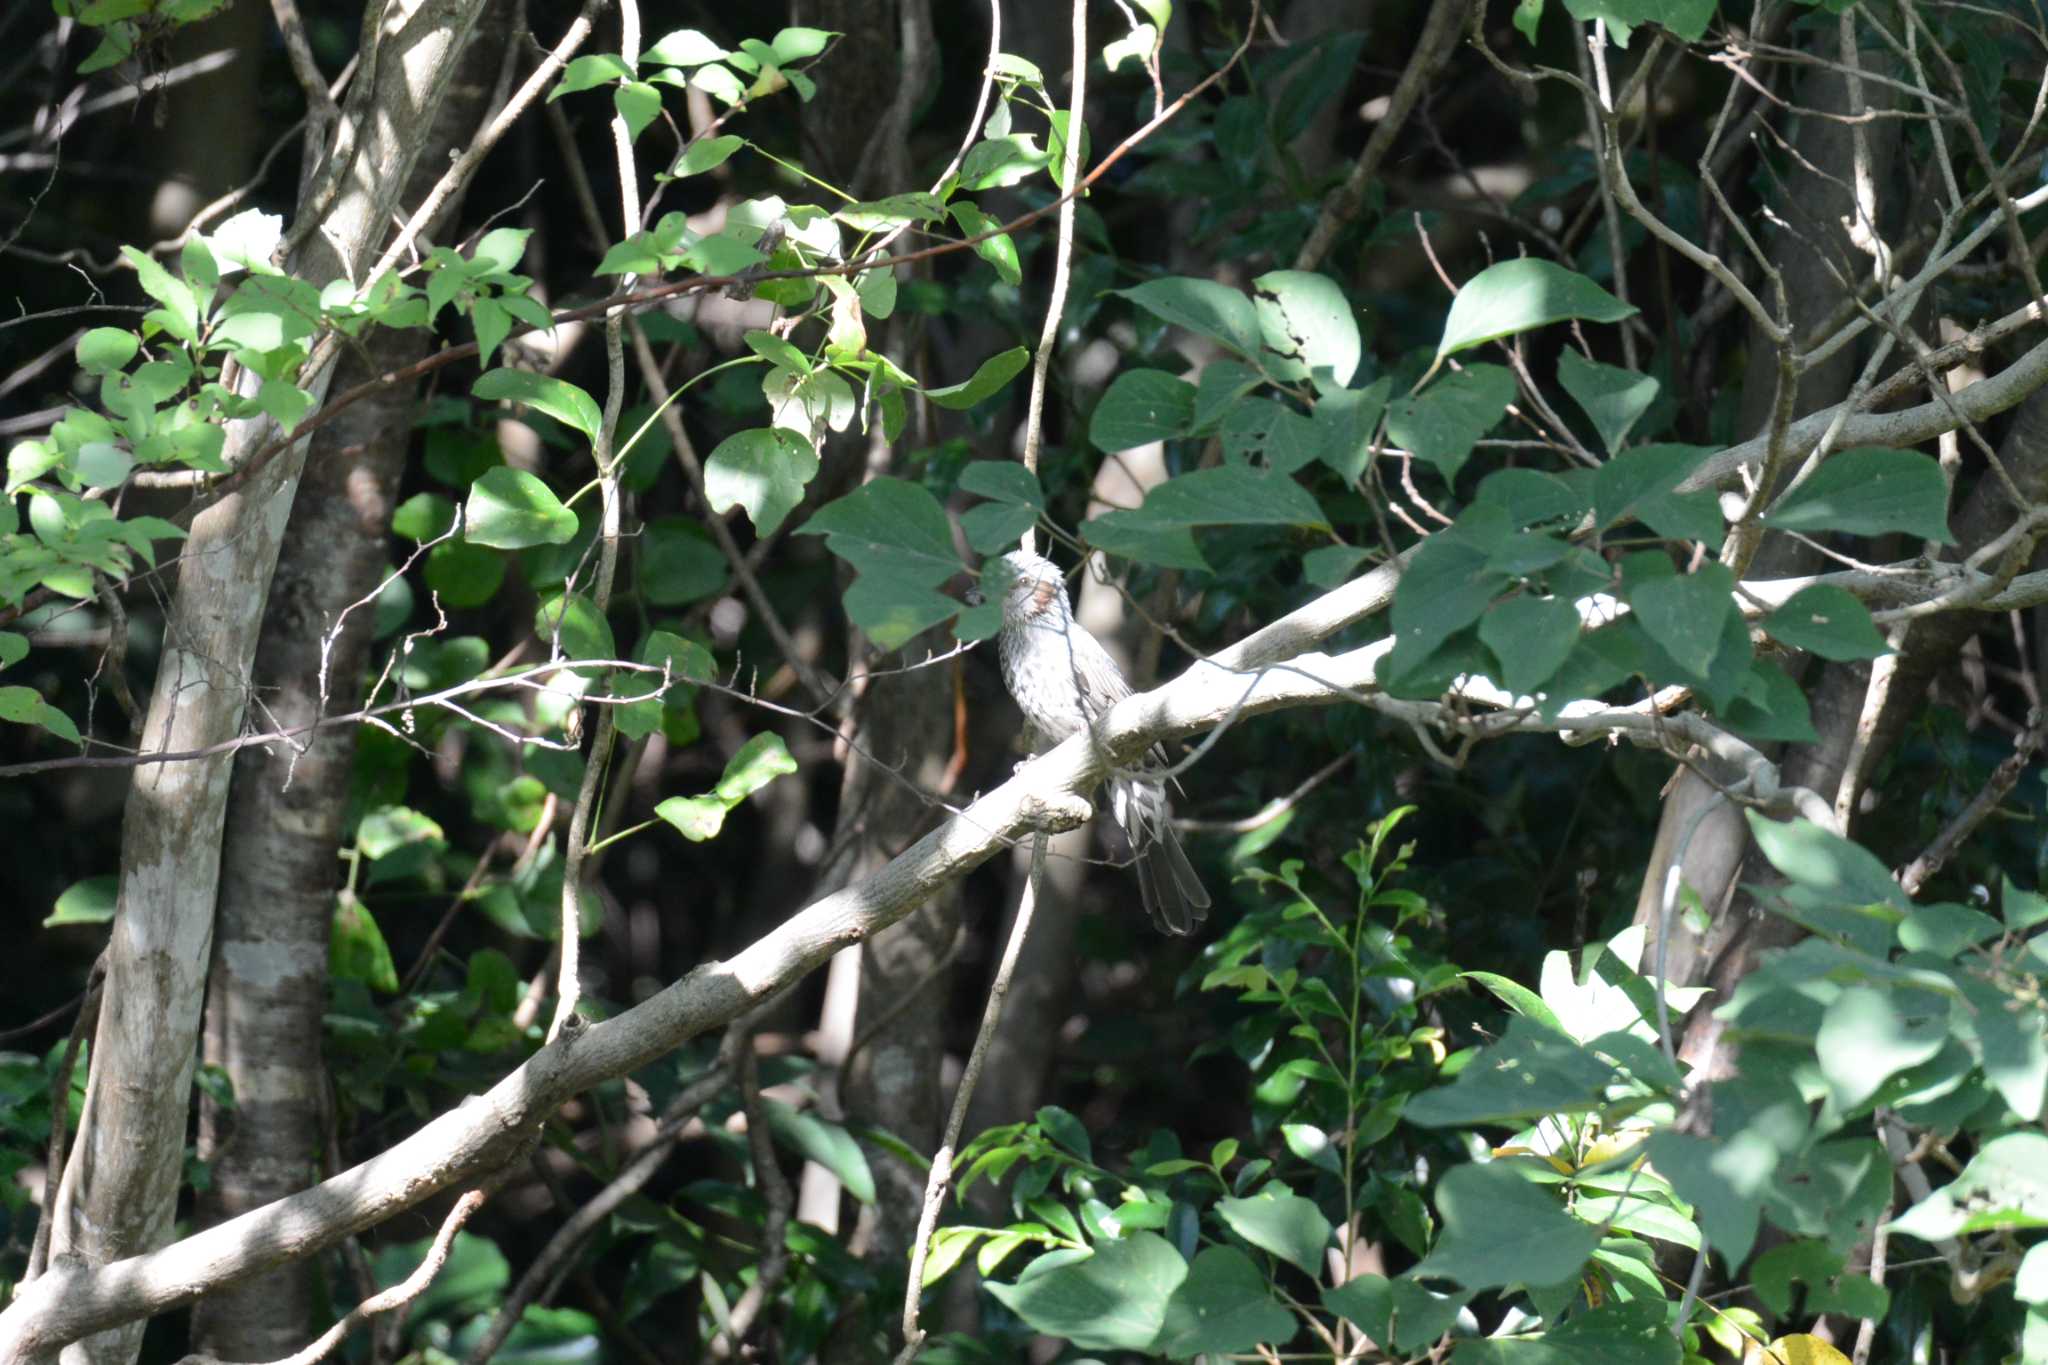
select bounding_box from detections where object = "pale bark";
[47,7,488,1363]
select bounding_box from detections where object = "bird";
[992,548,1211,935]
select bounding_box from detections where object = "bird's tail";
[1114,775,1211,936]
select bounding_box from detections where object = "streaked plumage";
[994,549,1211,935]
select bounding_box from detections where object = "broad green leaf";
[1127,465,1326,529]
[75,328,138,375]
[1252,269,1360,388]
[1035,1105,1092,1161]
[704,427,818,534]
[1403,1016,1621,1127]
[0,686,82,745]
[1437,258,1636,358]
[1113,276,1264,360]
[534,592,616,663]
[1478,594,1582,697]
[803,477,957,581]
[356,806,446,860]
[925,346,1030,410]
[331,897,399,993]
[835,192,944,232]
[1557,348,1658,454]
[1817,985,1951,1111]
[1889,1133,2048,1239]
[673,133,744,177]
[45,875,118,927]
[984,1232,1187,1351]
[958,460,1044,509]
[763,1098,875,1203]
[549,53,634,101]
[254,378,316,435]
[1215,1189,1331,1276]
[1090,370,1195,452]
[463,467,579,549]
[1323,1275,1469,1353]
[1153,1248,1295,1357]
[1412,1161,1599,1290]
[1761,447,1955,544]
[959,133,1049,190]
[424,541,505,608]
[0,632,27,670]
[73,442,132,490]
[472,369,601,440]
[1956,972,2048,1121]
[716,733,798,803]
[614,81,663,143]
[1385,363,1515,480]
[770,26,834,63]
[1745,813,1910,911]
[1384,527,1511,691]
[1594,442,1722,542]
[392,492,457,541]
[469,227,531,275]
[1303,543,1368,588]
[637,519,728,605]
[1721,661,1818,744]
[1763,585,1890,661]
[1627,562,1735,679]
[1220,398,1319,474]
[1191,359,1264,434]
[1079,513,1206,570]
[1563,0,1715,45]
[642,29,725,66]
[1312,378,1390,481]
[947,201,1020,285]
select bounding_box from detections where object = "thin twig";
[1899,707,2047,895]
[709,1042,794,1357]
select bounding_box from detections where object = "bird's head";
[993,549,1070,629]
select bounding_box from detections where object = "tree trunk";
[47,7,489,1362]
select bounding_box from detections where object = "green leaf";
[924,346,1029,410]
[1627,562,1735,680]
[1403,1016,1620,1127]
[355,806,446,860]
[464,467,579,549]
[1303,543,1368,589]
[1153,1248,1296,1357]
[331,897,399,993]
[673,133,745,177]
[1191,359,1265,433]
[0,686,82,745]
[1115,465,1327,530]
[472,369,601,440]
[642,29,725,66]
[1437,258,1636,359]
[704,427,818,534]
[44,875,118,927]
[656,794,729,841]
[1252,269,1360,388]
[1220,398,1320,475]
[0,631,28,670]
[254,378,316,435]
[716,733,798,803]
[1322,1275,1469,1353]
[75,327,138,375]
[961,503,1037,554]
[1594,442,1722,542]
[425,541,506,608]
[763,1098,875,1203]
[1413,1161,1599,1290]
[1557,348,1658,454]
[1385,364,1515,480]
[392,492,457,541]
[550,53,634,101]
[1817,984,1951,1111]
[1745,813,1910,911]
[1090,370,1196,452]
[770,26,834,63]
[637,519,728,605]
[1889,1133,2048,1240]
[469,227,531,274]
[1079,514,1206,570]
[1312,379,1390,481]
[1479,594,1582,697]
[803,476,958,581]
[614,81,662,143]
[959,133,1049,190]
[958,460,1045,509]
[1562,0,1715,44]
[947,201,1021,285]
[984,1232,1188,1351]
[1113,276,1263,360]
[1763,585,1890,661]
[1215,1189,1331,1276]
[1761,447,1955,544]
[533,592,616,663]
[835,192,945,232]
